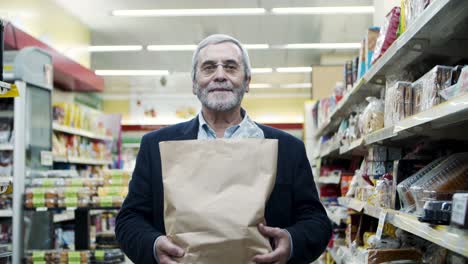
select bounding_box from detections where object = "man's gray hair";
[191,34,252,83]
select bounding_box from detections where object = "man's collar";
[198,108,247,129]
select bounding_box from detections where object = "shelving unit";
[0,210,12,218]
[314,0,468,140]
[53,122,113,141]
[53,156,113,166]
[309,1,468,261]
[338,197,468,258]
[0,144,13,151]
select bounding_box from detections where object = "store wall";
[103,96,307,124]
[0,0,91,67]
[311,65,343,100]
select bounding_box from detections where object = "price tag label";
[32,188,45,198]
[376,210,387,240]
[95,250,105,261]
[33,198,45,208]
[43,178,54,188]
[65,197,78,207]
[32,251,45,261]
[65,187,80,197]
[100,197,113,207]
[71,178,83,186]
[68,251,81,262]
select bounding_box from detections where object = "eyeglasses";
[199,62,242,76]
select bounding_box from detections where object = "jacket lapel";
[173,117,199,140]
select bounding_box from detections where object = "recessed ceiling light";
[276,67,312,73]
[271,6,375,15]
[250,83,273,89]
[112,8,266,17]
[251,68,273,74]
[280,83,312,88]
[279,43,361,49]
[95,70,169,76]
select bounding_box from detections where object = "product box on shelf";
[451,192,468,229]
[365,27,380,70]
[372,7,401,65]
[384,81,412,127]
[412,65,453,113]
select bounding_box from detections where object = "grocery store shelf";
[394,93,468,134]
[338,197,468,257]
[53,156,113,165]
[317,175,341,185]
[314,0,468,139]
[339,138,366,156]
[0,210,12,217]
[53,123,113,141]
[0,111,13,118]
[365,93,468,146]
[0,144,13,151]
[319,141,341,158]
[53,211,75,223]
[30,206,121,212]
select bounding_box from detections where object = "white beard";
[195,81,246,112]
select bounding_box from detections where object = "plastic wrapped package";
[64,177,104,187]
[384,81,412,127]
[92,196,124,208]
[25,188,58,200]
[410,152,468,214]
[359,97,385,135]
[56,187,91,199]
[412,81,423,114]
[57,197,90,208]
[397,156,446,212]
[413,65,453,112]
[366,248,422,264]
[59,250,90,263]
[91,249,125,262]
[440,66,468,100]
[97,186,128,198]
[372,7,401,65]
[31,177,65,188]
[404,0,431,30]
[418,198,452,224]
[369,178,393,208]
[102,170,131,182]
[24,198,57,209]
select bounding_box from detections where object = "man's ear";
[245,76,251,93]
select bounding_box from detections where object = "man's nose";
[213,65,227,82]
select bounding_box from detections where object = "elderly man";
[115,34,331,264]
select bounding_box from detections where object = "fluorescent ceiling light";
[250,83,273,89]
[276,67,312,73]
[112,8,266,17]
[87,45,143,52]
[271,6,375,15]
[147,45,197,51]
[95,70,169,76]
[251,68,273,74]
[244,44,270,50]
[146,44,269,51]
[280,83,312,88]
[280,43,361,49]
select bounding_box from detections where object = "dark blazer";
[115,117,331,264]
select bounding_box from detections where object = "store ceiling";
[54,0,374,97]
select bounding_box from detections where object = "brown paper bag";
[159,139,278,264]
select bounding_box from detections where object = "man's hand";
[252,223,291,264]
[155,236,185,264]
